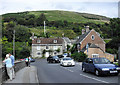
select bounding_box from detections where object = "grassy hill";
[3,10,110,24]
[2,10,111,39]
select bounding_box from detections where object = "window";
[37,46,40,50]
[46,45,49,49]
[37,52,40,55]
[54,46,57,50]
[91,35,95,40]
[92,54,99,58]
[37,40,41,43]
[54,40,57,43]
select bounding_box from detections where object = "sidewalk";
[3,66,39,84]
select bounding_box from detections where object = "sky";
[0,0,120,18]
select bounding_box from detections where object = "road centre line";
[79,74,109,83]
[61,67,74,72]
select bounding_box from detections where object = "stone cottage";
[32,38,64,58]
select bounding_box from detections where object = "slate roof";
[81,43,104,52]
[81,43,99,52]
[76,30,91,44]
[62,37,71,43]
[32,38,63,44]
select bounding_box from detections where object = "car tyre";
[95,70,100,76]
[82,67,86,72]
[114,73,119,76]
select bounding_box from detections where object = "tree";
[36,13,48,26]
[15,25,32,42]
[71,52,87,62]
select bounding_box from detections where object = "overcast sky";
[0,0,119,18]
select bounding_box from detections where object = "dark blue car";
[82,57,120,76]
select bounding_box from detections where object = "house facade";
[76,26,114,62]
[62,37,72,51]
[32,38,64,58]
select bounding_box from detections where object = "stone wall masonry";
[0,61,26,84]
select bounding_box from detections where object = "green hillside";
[2,10,120,59]
[3,10,110,24]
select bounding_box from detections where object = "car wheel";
[114,73,119,76]
[82,67,86,72]
[95,70,100,76]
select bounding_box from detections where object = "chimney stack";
[85,26,89,33]
[82,29,85,35]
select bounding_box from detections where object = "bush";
[71,52,87,62]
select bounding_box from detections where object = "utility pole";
[118,1,120,18]
[44,21,46,36]
[13,30,15,56]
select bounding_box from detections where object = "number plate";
[110,71,117,73]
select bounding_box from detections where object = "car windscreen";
[53,56,59,59]
[63,58,72,61]
[93,58,111,64]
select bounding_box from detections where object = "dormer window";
[54,40,57,43]
[91,35,95,40]
[37,40,41,43]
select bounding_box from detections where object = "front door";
[45,52,49,57]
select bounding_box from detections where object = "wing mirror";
[89,60,93,63]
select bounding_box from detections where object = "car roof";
[63,57,72,59]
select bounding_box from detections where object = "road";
[31,59,119,84]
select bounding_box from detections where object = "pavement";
[3,66,39,84]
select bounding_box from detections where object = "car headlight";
[55,59,58,60]
[102,68,109,71]
[116,67,120,70]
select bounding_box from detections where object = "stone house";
[76,26,114,62]
[62,37,72,51]
[32,38,64,58]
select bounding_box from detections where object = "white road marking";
[61,67,74,72]
[79,74,109,83]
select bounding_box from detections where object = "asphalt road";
[31,59,119,84]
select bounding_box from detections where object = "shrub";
[71,52,87,62]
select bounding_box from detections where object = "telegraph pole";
[44,21,46,36]
[13,30,15,56]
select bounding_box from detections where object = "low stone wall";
[0,61,26,84]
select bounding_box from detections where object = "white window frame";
[37,40,41,43]
[37,46,40,50]
[54,46,57,50]
[91,35,95,40]
[54,40,57,43]
[92,54,99,58]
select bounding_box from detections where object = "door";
[88,59,95,72]
[83,58,89,71]
[45,52,49,58]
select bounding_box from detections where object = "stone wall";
[0,61,26,84]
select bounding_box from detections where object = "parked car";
[20,59,25,61]
[47,56,60,63]
[57,55,64,58]
[60,57,75,66]
[82,57,120,76]
[30,58,35,62]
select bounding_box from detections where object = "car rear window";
[63,58,72,61]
